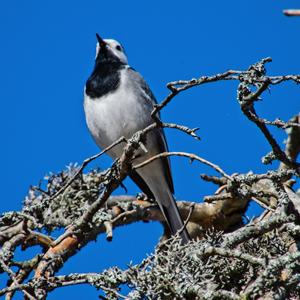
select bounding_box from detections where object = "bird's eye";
[116,45,122,51]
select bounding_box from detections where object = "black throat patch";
[85,62,125,99]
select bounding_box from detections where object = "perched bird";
[84,34,190,243]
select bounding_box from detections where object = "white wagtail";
[84,34,190,243]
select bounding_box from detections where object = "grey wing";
[127,67,174,194]
[129,170,154,199]
[155,128,175,194]
[127,67,158,106]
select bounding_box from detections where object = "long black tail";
[133,166,190,244]
[157,188,190,244]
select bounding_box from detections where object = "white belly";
[84,70,153,158]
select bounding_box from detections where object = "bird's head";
[95,33,128,65]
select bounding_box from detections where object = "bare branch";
[134,151,232,180]
[284,9,300,16]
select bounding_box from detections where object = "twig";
[134,151,232,180]
[200,174,228,186]
[200,246,265,266]
[248,116,300,129]
[251,197,275,212]
[0,259,36,300]
[103,221,113,241]
[151,70,243,117]
[178,203,194,236]
[204,193,232,202]
[280,114,300,170]
[49,136,127,201]
[162,122,200,140]
[0,283,29,297]
[223,213,295,248]
[283,9,300,16]
[243,251,300,296]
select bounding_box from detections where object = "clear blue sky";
[0,1,299,298]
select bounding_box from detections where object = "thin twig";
[283,9,300,16]
[0,259,36,300]
[134,151,232,180]
[178,203,195,236]
[49,136,127,201]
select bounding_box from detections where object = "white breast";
[84,69,153,158]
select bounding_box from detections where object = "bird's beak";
[96,33,107,48]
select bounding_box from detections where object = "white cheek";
[119,52,128,64]
[111,49,128,64]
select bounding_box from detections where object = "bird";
[83,34,190,244]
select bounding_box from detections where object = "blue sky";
[0,1,299,298]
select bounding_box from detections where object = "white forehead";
[104,39,122,48]
[95,38,128,64]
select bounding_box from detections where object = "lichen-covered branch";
[1,58,300,299]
